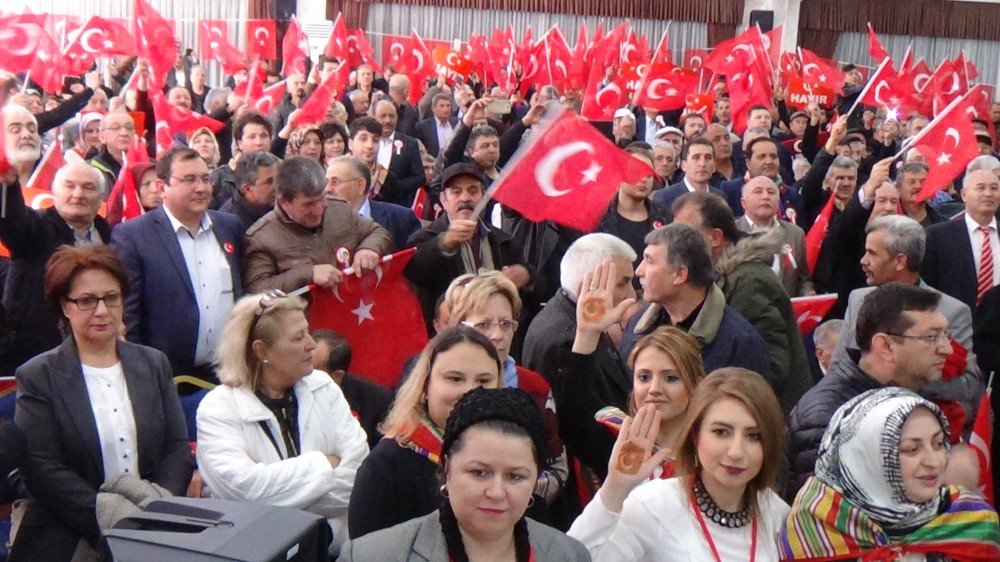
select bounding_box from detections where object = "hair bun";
[441,387,548,467]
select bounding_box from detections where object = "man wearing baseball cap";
[404,162,532,332]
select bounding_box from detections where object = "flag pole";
[288,248,416,297]
[845,55,892,117]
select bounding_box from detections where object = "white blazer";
[196,370,369,550]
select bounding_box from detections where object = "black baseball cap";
[441,162,485,188]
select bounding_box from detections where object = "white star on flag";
[937,153,951,166]
[351,299,375,325]
[580,162,602,184]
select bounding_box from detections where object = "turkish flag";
[199,21,245,75]
[133,0,178,89]
[323,13,350,62]
[954,51,979,83]
[580,26,629,121]
[805,193,835,274]
[619,28,649,67]
[0,113,9,177]
[308,249,427,388]
[867,23,890,62]
[290,72,340,128]
[568,23,589,91]
[490,108,654,232]
[859,60,912,109]
[927,59,969,113]
[969,389,994,505]
[401,31,436,105]
[281,17,310,77]
[64,16,137,75]
[684,49,709,70]
[0,14,52,73]
[347,29,381,73]
[761,25,782,67]
[685,92,715,125]
[246,20,276,61]
[25,138,65,191]
[967,84,998,143]
[790,294,837,336]
[703,27,766,74]
[542,26,573,93]
[108,164,143,224]
[798,48,844,93]
[432,44,474,81]
[151,91,224,137]
[648,30,672,67]
[44,13,83,52]
[251,79,287,115]
[914,95,979,202]
[900,58,933,94]
[27,29,70,94]
[633,64,697,112]
[727,61,772,134]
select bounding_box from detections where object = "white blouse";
[81,363,139,480]
[568,477,790,562]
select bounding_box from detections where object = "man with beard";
[0,109,110,374]
[272,73,307,132]
[405,163,531,331]
[598,151,672,281]
[896,162,946,227]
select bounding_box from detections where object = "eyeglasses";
[248,290,286,340]
[104,124,136,133]
[885,330,952,347]
[65,292,123,310]
[462,319,518,332]
[171,174,213,186]
[326,177,363,188]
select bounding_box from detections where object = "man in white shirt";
[415,93,457,157]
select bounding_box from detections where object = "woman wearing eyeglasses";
[12,246,192,561]
[195,291,369,554]
[442,272,569,515]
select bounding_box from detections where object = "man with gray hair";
[812,319,842,377]
[521,233,636,478]
[619,224,770,374]
[839,214,981,430]
[219,151,281,235]
[325,155,419,251]
[0,160,111,375]
[387,74,418,136]
[243,156,392,293]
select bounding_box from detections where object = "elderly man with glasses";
[89,111,139,190]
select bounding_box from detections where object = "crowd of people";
[0,16,999,561]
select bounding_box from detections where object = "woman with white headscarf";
[779,387,1000,561]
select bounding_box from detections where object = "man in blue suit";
[111,147,244,379]
[652,137,726,212]
[326,155,420,251]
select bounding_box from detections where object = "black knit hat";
[441,387,548,469]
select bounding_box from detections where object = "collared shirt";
[644,117,660,144]
[173,68,187,88]
[81,362,139,479]
[70,222,102,247]
[358,198,372,219]
[162,206,234,366]
[502,356,519,389]
[436,118,454,152]
[683,177,707,193]
[746,216,791,276]
[377,132,395,169]
[966,213,1000,287]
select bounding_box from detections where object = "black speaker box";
[102,497,330,561]
[750,10,775,33]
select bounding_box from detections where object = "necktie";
[978,225,994,305]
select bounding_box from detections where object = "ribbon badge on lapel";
[781,243,796,270]
[223,241,235,255]
[394,139,403,155]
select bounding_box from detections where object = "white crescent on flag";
[535,141,595,197]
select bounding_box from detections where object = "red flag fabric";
[107,164,143,223]
[859,59,912,109]
[579,27,628,121]
[246,20,277,61]
[927,59,968,112]
[900,58,933,94]
[432,44,474,82]
[790,294,837,336]
[26,29,69,94]
[490,108,654,231]
[401,31,437,106]
[913,95,979,202]
[805,193,836,273]
[727,61,773,134]
[125,135,151,165]
[0,14,55,73]
[411,187,428,219]
[761,25,782,67]
[251,79,287,115]
[281,17,310,77]
[867,23,890,62]
[703,27,766,74]
[347,29,381,73]
[133,0,178,89]
[64,16,137,75]
[967,84,998,141]
[568,24,589,91]
[798,48,845,92]
[290,73,340,128]
[308,249,426,388]
[323,13,350,62]
[684,49,709,70]
[0,113,9,177]
[633,64,697,112]
[969,389,994,505]
[199,21,245,75]
[151,91,224,137]
[543,26,573,93]
[685,92,716,126]
[25,137,65,191]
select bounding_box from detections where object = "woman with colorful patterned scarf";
[347,326,502,540]
[779,387,1000,561]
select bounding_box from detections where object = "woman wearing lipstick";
[780,388,1000,561]
[568,368,790,561]
[13,246,192,560]
[348,326,503,540]
[342,387,590,561]
[196,291,369,554]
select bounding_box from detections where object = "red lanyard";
[689,491,757,562]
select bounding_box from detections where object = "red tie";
[978,225,995,305]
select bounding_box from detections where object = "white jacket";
[196,370,369,550]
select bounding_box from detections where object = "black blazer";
[415,116,458,157]
[922,218,979,312]
[370,200,420,252]
[110,207,245,374]
[12,338,192,560]
[384,133,426,207]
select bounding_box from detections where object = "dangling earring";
[439,485,449,498]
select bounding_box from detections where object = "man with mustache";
[404,163,532,333]
[0,105,111,375]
